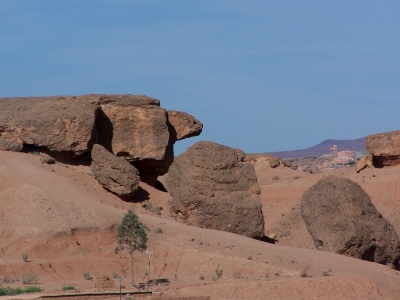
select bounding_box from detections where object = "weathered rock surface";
[96,95,169,161]
[95,95,171,184]
[167,141,265,239]
[356,154,374,173]
[301,175,400,268]
[0,94,202,185]
[90,144,140,200]
[366,130,400,167]
[167,110,203,141]
[0,95,99,156]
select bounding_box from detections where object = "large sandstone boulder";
[167,141,265,239]
[90,144,140,200]
[167,110,203,141]
[0,95,99,156]
[301,175,400,268]
[366,130,400,167]
[96,95,169,161]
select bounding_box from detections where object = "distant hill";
[263,137,366,159]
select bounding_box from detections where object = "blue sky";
[1,1,399,154]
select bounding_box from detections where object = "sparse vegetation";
[233,269,242,279]
[62,285,75,290]
[154,227,163,234]
[22,272,38,284]
[300,269,308,277]
[322,270,330,276]
[0,285,42,295]
[141,202,162,215]
[24,286,42,293]
[112,272,119,278]
[214,264,223,280]
[247,256,253,260]
[199,275,205,280]
[115,210,148,287]
[83,271,92,280]
[22,252,29,262]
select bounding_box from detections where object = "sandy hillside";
[1,151,400,300]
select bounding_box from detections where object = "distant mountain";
[265,138,367,159]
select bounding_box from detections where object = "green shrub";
[2,276,11,283]
[300,269,308,278]
[214,264,223,280]
[22,252,29,262]
[83,271,92,280]
[154,228,163,234]
[0,286,41,295]
[112,272,119,278]
[62,285,75,290]
[22,272,39,284]
[24,286,42,293]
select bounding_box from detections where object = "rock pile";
[167,141,265,239]
[301,175,400,268]
[0,94,202,197]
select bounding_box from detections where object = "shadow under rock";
[258,236,276,245]
[129,186,150,203]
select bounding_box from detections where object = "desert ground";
[1,151,400,299]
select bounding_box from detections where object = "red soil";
[1,151,400,299]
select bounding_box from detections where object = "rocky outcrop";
[366,130,400,167]
[356,154,374,173]
[0,95,99,156]
[90,144,140,200]
[0,94,202,185]
[167,141,265,239]
[245,154,294,169]
[301,175,400,268]
[167,111,203,141]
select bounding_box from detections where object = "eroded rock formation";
[301,175,400,268]
[0,94,203,188]
[356,154,374,173]
[167,141,265,239]
[90,144,140,200]
[366,130,400,167]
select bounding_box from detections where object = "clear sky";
[1,1,399,155]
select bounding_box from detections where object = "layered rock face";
[301,175,400,268]
[0,94,202,190]
[90,144,140,200]
[366,130,400,167]
[167,141,265,239]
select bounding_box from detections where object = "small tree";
[115,210,148,287]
